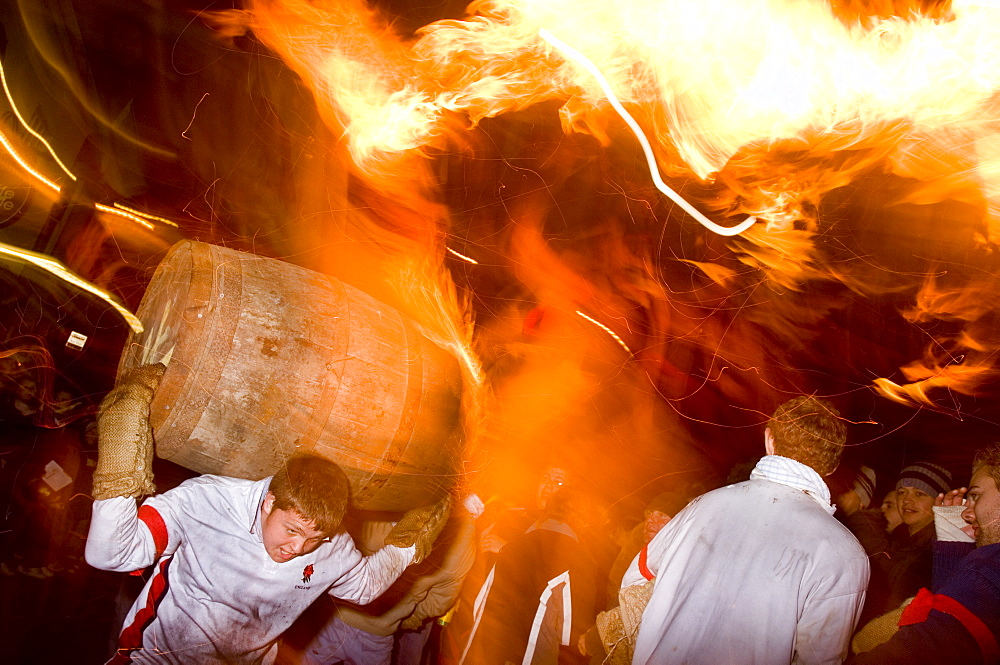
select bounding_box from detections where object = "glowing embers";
[93,204,154,231]
[96,201,186,232]
[0,241,143,333]
[111,203,180,228]
[575,310,632,355]
[447,247,479,264]
[0,51,181,232]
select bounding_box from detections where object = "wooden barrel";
[117,240,464,511]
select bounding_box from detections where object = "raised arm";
[85,364,165,572]
[86,496,159,571]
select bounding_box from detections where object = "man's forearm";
[330,543,415,606]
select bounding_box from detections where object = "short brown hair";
[768,396,846,477]
[269,455,350,535]
[973,444,1000,488]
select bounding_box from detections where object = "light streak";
[0,240,143,333]
[539,29,757,237]
[447,247,479,264]
[181,93,210,141]
[0,56,77,183]
[0,127,61,193]
[112,203,180,228]
[94,203,155,230]
[95,203,157,230]
[576,309,632,354]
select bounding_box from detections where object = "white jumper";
[623,456,869,665]
[87,475,413,664]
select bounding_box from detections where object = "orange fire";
[242,0,1000,412]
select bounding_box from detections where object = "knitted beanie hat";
[645,491,689,518]
[895,462,952,497]
[853,465,877,509]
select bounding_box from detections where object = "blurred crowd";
[2,372,999,665]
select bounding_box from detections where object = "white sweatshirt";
[86,475,413,664]
[623,456,869,665]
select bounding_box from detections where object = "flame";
[538,28,757,236]
[248,0,1000,225]
[875,268,1000,406]
[242,0,443,174]
[244,0,1000,414]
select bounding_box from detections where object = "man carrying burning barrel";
[85,364,449,664]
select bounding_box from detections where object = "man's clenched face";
[260,492,327,563]
[964,468,1000,548]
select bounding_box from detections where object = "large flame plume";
[240,0,1000,415]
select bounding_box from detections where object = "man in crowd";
[85,364,447,664]
[622,395,869,664]
[840,461,951,623]
[460,486,597,665]
[440,465,571,663]
[578,491,692,665]
[849,444,1000,664]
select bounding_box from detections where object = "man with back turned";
[622,396,869,664]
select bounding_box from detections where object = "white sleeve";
[621,522,676,589]
[934,505,975,543]
[793,557,869,665]
[328,538,416,605]
[85,496,158,572]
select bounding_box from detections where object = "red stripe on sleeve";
[898,589,999,663]
[932,594,1000,663]
[639,544,655,581]
[898,588,934,625]
[137,505,168,559]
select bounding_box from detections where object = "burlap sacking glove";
[384,496,452,565]
[595,580,655,665]
[92,363,166,501]
[852,598,912,654]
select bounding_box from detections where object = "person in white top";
[622,395,870,665]
[85,364,448,664]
